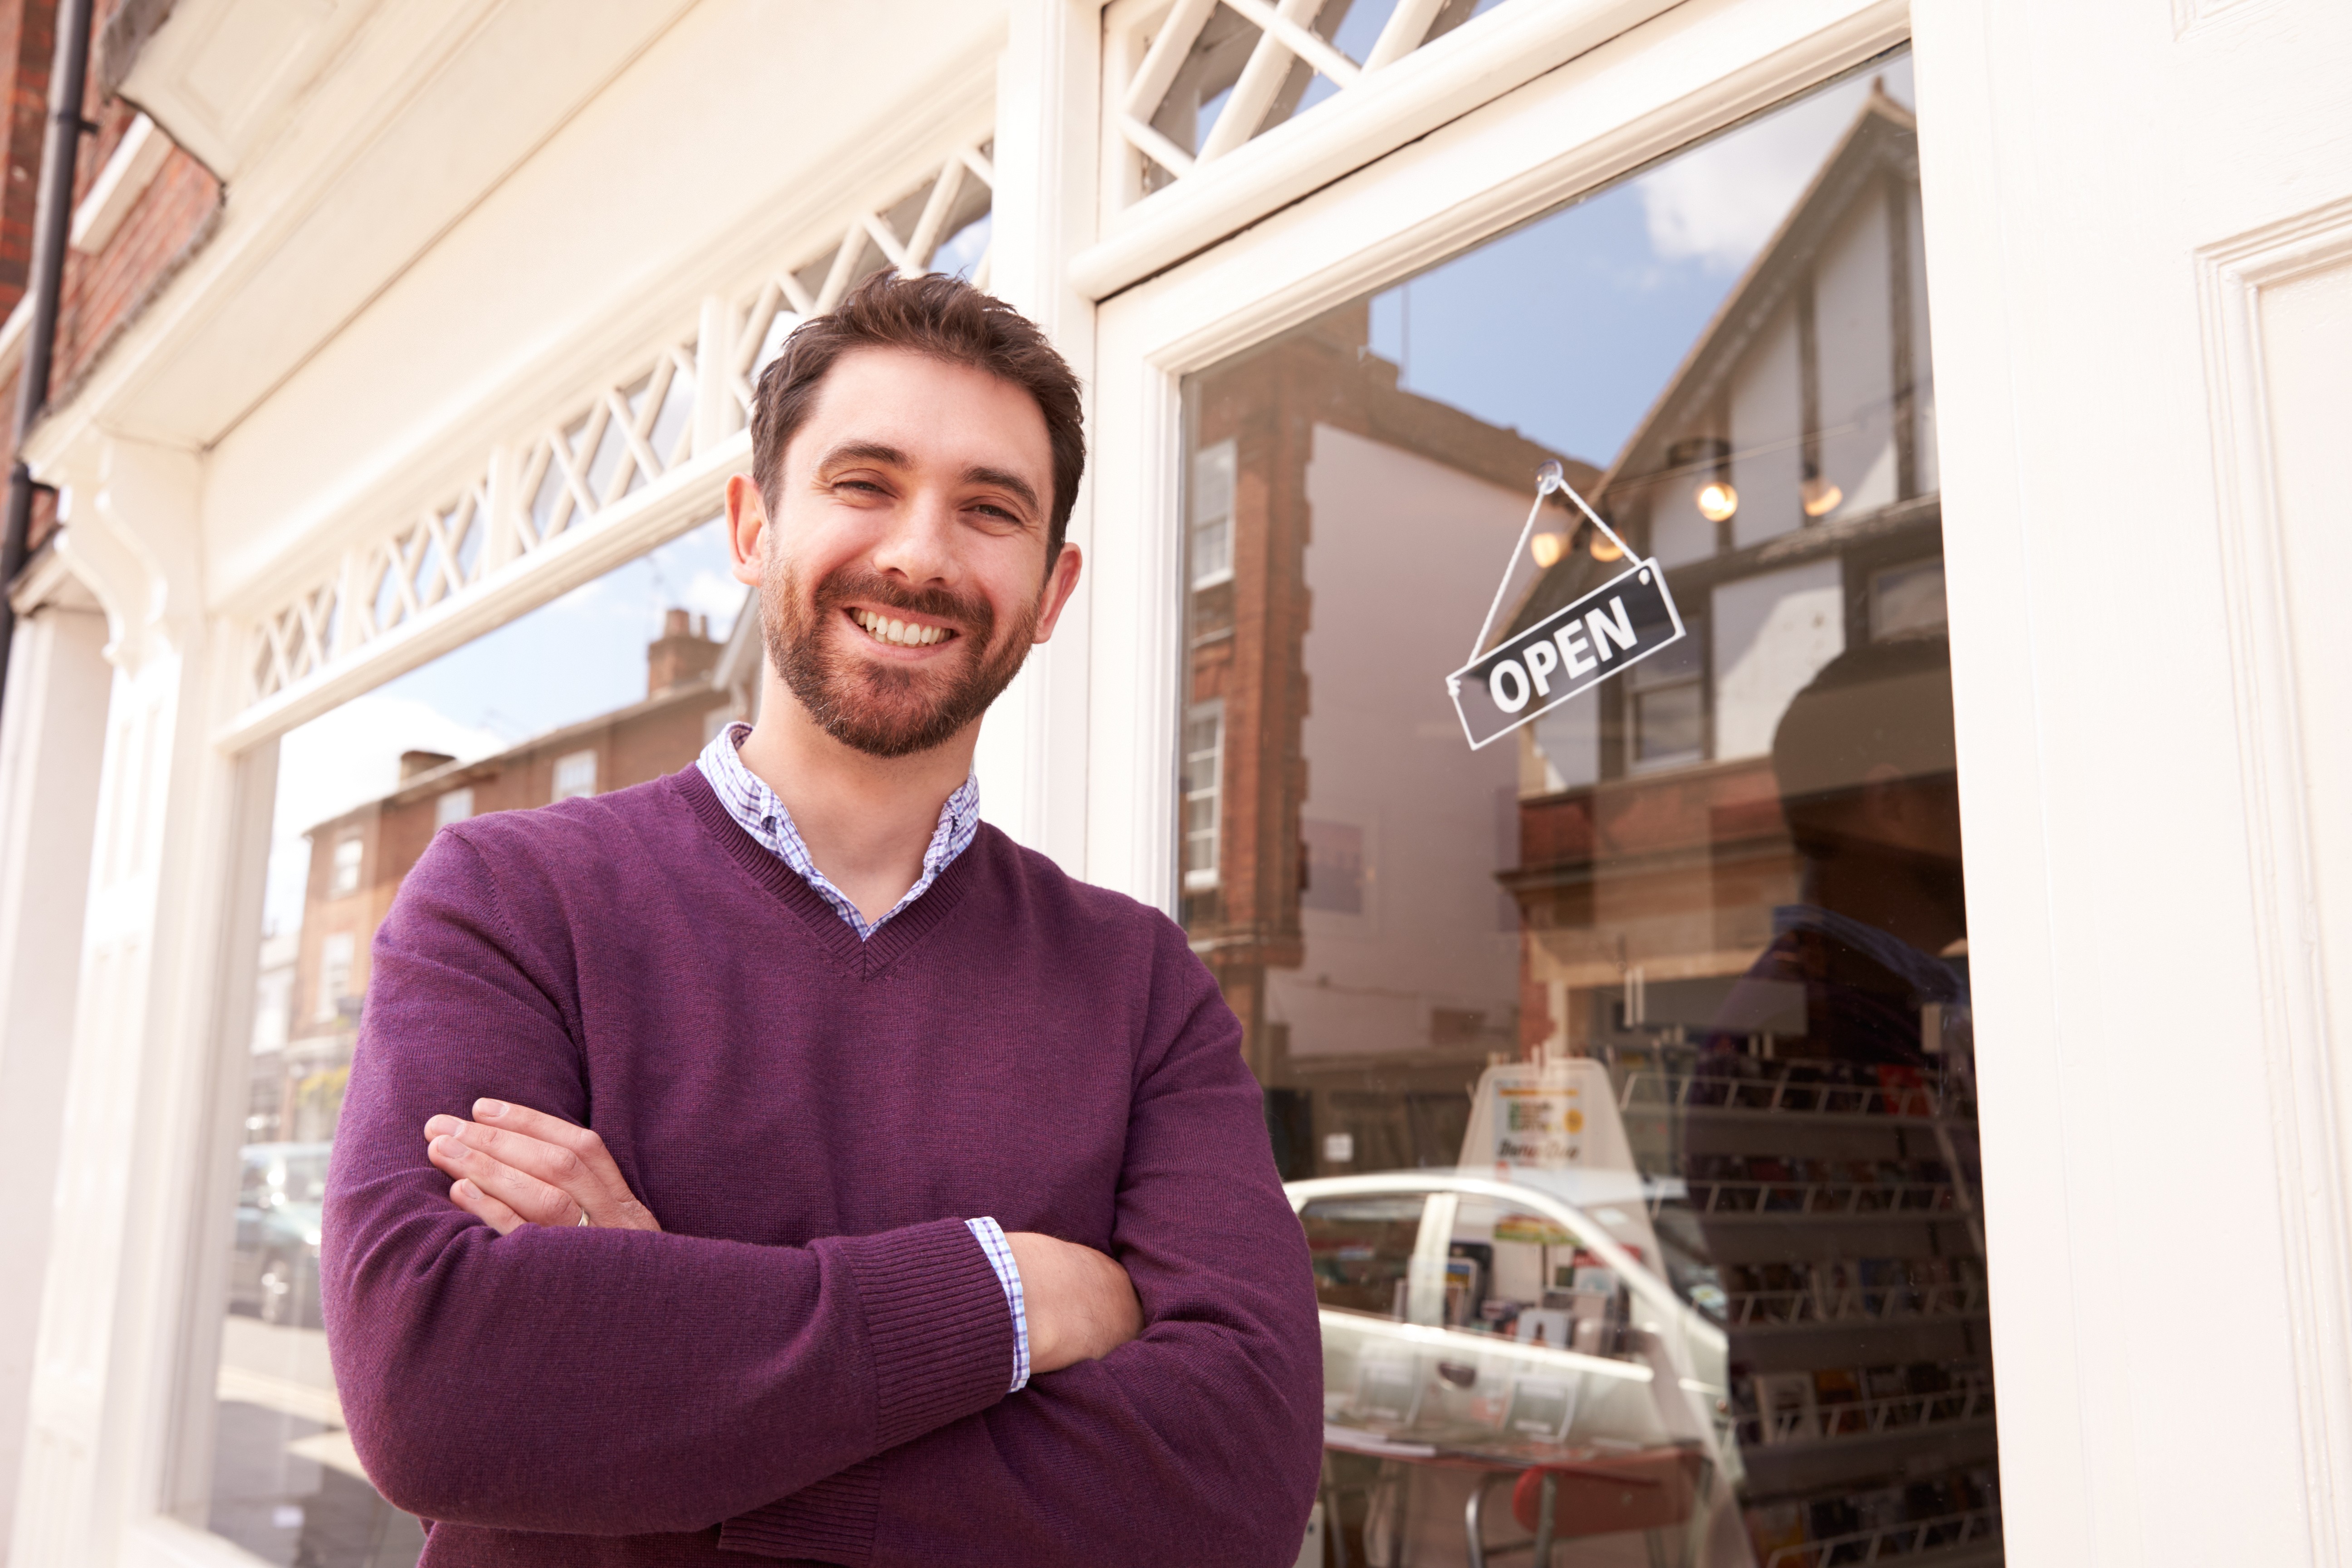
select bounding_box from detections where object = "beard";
[762,555,1040,759]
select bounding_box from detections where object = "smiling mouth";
[849,607,956,648]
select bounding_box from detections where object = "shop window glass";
[202,521,743,1566]
[1181,52,1999,1568]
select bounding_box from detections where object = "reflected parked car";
[230,1141,331,1328]
[1287,1171,1740,1568]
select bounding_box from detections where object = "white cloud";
[1637,65,1911,274]
[679,569,751,637]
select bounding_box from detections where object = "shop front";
[1,1,2347,1566]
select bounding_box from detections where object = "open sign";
[1446,559,1686,751]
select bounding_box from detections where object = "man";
[322,272,1326,1566]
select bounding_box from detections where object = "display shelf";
[1680,1178,1960,1215]
[1762,1508,2000,1568]
[1619,1068,1956,1120]
[1722,1280,1987,1328]
[1735,1372,1993,1446]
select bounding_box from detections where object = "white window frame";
[1180,698,1224,890]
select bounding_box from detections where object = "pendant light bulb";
[1696,479,1739,523]
[1530,532,1565,568]
[1801,475,1843,518]
[1589,530,1625,563]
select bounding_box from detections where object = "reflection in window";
[207,521,747,1566]
[1191,439,1236,588]
[551,749,598,801]
[1181,53,1998,1568]
[314,933,356,1023]
[432,786,474,829]
[327,834,362,897]
[1182,700,1224,892]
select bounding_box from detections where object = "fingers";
[426,1113,593,1199]
[420,1102,662,1232]
[448,1177,527,1235]
[427,1131,580,1228]
[467,1101,660,1232]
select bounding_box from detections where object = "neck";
[735,666,977,924]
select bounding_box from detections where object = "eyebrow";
[817,441,1043,523]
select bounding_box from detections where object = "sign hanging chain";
[1465,460,1638,664]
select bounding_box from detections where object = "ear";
[1030,542,1084,644]
[726,474,770,588]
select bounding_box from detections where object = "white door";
[1914,3,2352,1565]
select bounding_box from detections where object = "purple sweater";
[321,768,1324,1566]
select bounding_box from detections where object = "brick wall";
[4,0,223,564]
[0,0,52,315]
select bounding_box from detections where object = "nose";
[867,485,958,590]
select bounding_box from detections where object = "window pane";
[210,522,743,1566]
[1179,52,2000,1568]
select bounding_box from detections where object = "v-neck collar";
[673,769,979,980]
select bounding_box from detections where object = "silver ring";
[575,1208,591,1227]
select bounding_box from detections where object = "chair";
[1465,1446,1713,1568]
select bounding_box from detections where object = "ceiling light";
[1801,475,1843,518]
[1589,530,1625,563]
[1695,480,1739,523]
[1530,532,1565,568]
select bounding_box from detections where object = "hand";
[424,1098,662,1235]
[1005,1232,1142,1374]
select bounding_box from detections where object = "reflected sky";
[1366,60,1913,470]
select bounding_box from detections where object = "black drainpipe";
[0,0,98,718]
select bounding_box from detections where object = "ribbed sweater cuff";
[718,1460,880,1562]
[718,1219,1012,1563]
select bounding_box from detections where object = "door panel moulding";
[214,117,1001,752]
[1079,0,1911,906]
[2194,191,2352,1568]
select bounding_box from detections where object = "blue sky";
[1366,58,1913,473]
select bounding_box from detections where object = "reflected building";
[1185,306,1601,1180]
[259,606,759,1148]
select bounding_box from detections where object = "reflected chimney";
[647,607,720,696]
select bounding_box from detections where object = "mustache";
[808,565,993,637]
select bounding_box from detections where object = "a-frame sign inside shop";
[1445,461,1687,750]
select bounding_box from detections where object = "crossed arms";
[319,831,1325,1566]
[422,1099,1145,1377]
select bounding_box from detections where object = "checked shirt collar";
[694,722,980,941]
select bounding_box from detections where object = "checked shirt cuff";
[964,1216,1030,1392]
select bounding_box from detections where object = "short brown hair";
[749,271,1086,563]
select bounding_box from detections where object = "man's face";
[727,346,1081,758]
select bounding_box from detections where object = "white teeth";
[853,610,949,647]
